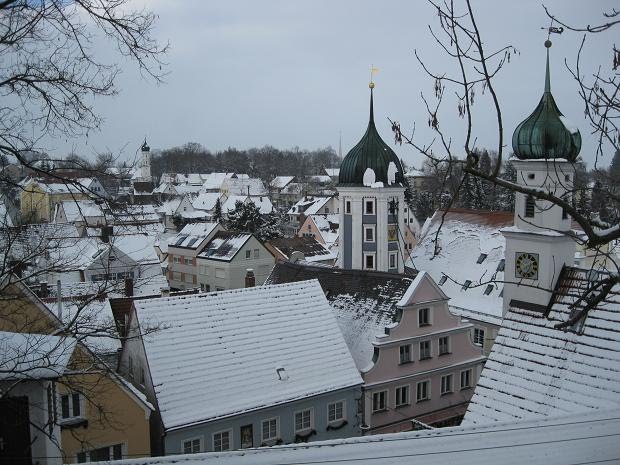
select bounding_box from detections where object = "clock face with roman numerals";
[515,252,539,279]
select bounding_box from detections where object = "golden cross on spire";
[369,65,379,89]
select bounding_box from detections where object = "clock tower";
[501,40,581,314]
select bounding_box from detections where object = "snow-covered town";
[1,2,619,465]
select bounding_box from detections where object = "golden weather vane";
[369,65,379,89]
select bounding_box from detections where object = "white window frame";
[212,429,232,452]
[395,384,410,407]
[418,307,431,327]
[59,392,84,422]
[473,328,485,346]
[389,252,397,269]
[184,257,192,266]
[419,340,432,360]
[460,369,473,390]
[327,400,346,423]
[441,374,453,395]
[294,408,314,433]
[181,436,202,454]
[261,417,280,442]
[173,256,181,264]
[399,344,412,364]
[372,390,388,413]
[416,379,430,402]
[365,199,375,215]
[439,335,451,355]
[363,225,375,243]
[363,253,376,271]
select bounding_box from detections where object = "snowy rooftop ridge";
[104,408,620,465]
[133,280,362,430]
[464,266,620,424]
[168,222,219,249]
[197,231,252,261]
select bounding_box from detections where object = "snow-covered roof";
[269,175,295,189]
[61,299,121,355]
[200,172,236,191]
[0,331,76,380]
[197,231,252,262]
[109,401,620,465]
[404,168,428,177]
[324,168,340,177]
[266,236,335,263]
[0,199,14,227]
[156,198,182,216]
[174,184,203,196]
[222,195,273,214]
[266,261,415,369]
[222,177,267,195]
[411,209,512,326]
[308,214,339,247]
[168,222,219,249]
[110,233,160,264]
[307,175,333,184]
[57,200,104,223]
[281,182,303,195]
[108,204,159,224]
[134,281,362,430]
[465,266,620,424]
[192,192,222,211]
[287,196,332,215]
[25,179,85,195]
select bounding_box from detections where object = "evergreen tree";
[610,148,620,185]
[213,197,222,223]
[226,200,285,241]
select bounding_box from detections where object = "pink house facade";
[361,271,486,433]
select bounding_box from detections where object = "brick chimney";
[124,277,134,297]
[245,268,255,288]
[39,281,48,298]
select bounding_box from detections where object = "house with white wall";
[119,281,363,454]
[196,231,275,291]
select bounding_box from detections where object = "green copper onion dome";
[338,85,405,186]
[512,41,581,162]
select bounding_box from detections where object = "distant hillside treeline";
[151,143,342,182]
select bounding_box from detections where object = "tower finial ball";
[544,39,552,48]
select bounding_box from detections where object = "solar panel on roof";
[175,235,188,246]
[186,237,198,247]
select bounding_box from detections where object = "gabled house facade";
[196,231,275,291]
[167,222,223,290]
[119,281,363,455]
[361,271,485,433]
[0,279,153,464]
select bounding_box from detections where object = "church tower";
[140,138,152,181]
[502,40,581,314]
[337,82,406,273]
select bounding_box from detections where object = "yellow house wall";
[1,283,151,461]
[20,182,90,223]
[59,369,151,463]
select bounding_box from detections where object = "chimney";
[56,280,63,321]
[124,277,134,297]
[161,287,170,297]
[245,268,255,288]
[39,281,48,298]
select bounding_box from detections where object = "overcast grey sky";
[44,1,617,170]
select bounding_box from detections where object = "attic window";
[276,367,289,381]
[483,284,494,295]
[476,253,488,264]
[438,275,447,286]
[527,173,535,180]
[496,259,505,272]
[462,280,472,291]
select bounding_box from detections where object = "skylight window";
[496,259,505,272]
[175,235,188,246]
[462,280,472,291]
[484,284,494,295]
[477,253,488,264]
[186,237,198,247]
[438,275,448,286]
